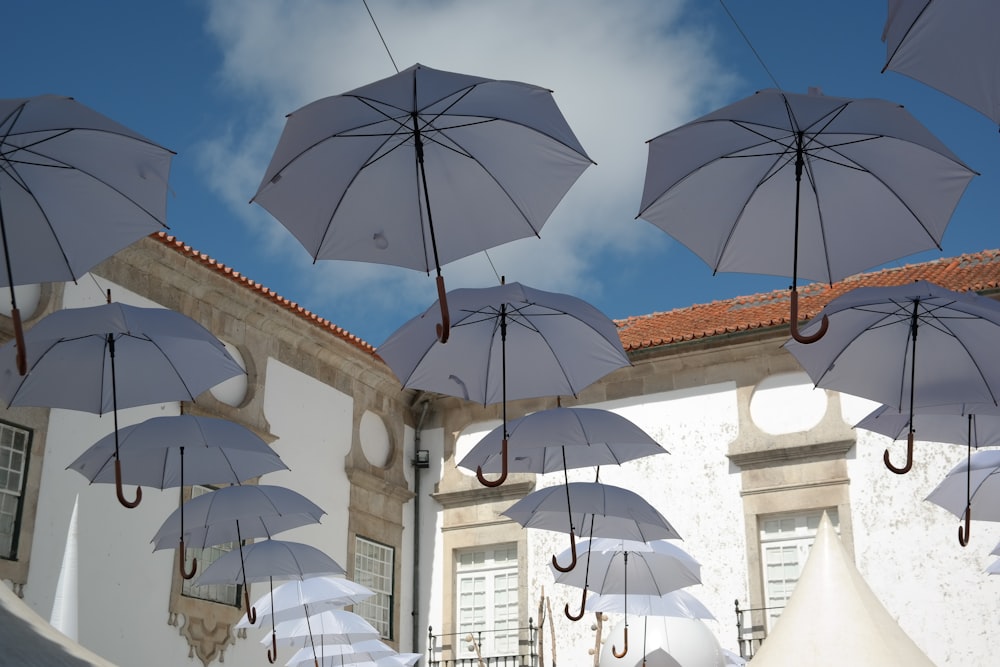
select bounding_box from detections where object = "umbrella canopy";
[67,414,287,489]
[237,576,376,629]
[585,588,715,620]
[0,95,174,372]
[502,481,681,574]
[283,639,395,667]
[252,62,593,342]
[378,281,630,487]
[195,539,345,586]
[69,414,287,578]
[503,482,682,542]
[784,281,1000,474]
[637,86,975,343]
[457,406,666,475]
[196,537,346,659]
[267,609,379,648]
[551,538,702,658]
[926,450,1000,524]
[0,301,245,508]
[0,302,244,414]
[855,403,1000,449]
[882,0,1000,125]
[378,282,629,404]
[152,485,326,552]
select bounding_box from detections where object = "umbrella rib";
[2,128,172,226]
[882,1,931,72]
[917,302,1000,406]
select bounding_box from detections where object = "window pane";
[0,422,31,560]
[181,486,239,606]
[354,536,394,640]
[455,545,519,659]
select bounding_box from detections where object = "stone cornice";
[432,480,535,509]
[727,438,855,469]
[346,465,415,504]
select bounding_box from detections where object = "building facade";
[1,234,999,666]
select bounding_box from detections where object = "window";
[760,509,838,630]
[455,545,518,659]
[181,486,240,607]
[355,536,394,639]
[0,421,31,560]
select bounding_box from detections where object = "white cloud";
[197,0,740,341]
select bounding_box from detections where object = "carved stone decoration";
[166,489,250,666]
[178,613,236,666]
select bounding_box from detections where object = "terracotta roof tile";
[616,250,1000,352]
[151,232,375,354]
[152,232,1000,359]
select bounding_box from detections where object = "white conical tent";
[749,513,937,667]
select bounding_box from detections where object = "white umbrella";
[925,449,1000,547]
[252,62,593,343]
[0,301,245,507]
[855,403,1000,449]
[857,401,1000,546]
[283,639,395,667]
[502,481,681,574]
[378,281,630,486]
[0,94,174,372]
[152,484,325,551]
[585,588,715,621]
[551,538,702,658]
[195,539,345,663]
[882,0,1000,125]
[785,281,1000,474]
[152,484,325,604]
[267,609,378,648]
[458,405,666,476]
[638,86,975,344]
[69,414,287,578]
[238,576,375,628]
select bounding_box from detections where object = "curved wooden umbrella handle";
[12,307,26,376]
[267,631,278,664]
[883,431,914,475]
[564,587,587,621]
[551,529,578,573]
[179,538,197,579]
[612,626,628,659]
[244,587,257,625]
[435,275,451,344]
[114,459,142,508]
[789,288,829,344]
[958,505,972,547]
[476,437,508,487]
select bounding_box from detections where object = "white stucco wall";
[13,276,386,667]
[436,376,1000,667]
[538,384,742,665]
[841,393,1000,667]
[20,277,189,665]
[439,384,744,665]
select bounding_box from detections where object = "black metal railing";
[428,620,537,667]
[735,599,784,660]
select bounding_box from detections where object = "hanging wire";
[483,250,503,285]
[719,0,782,90]
[363,0,399,73]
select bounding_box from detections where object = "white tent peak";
[749,512,937,667]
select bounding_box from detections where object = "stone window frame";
[0,419,33,561]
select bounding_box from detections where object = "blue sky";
[8,1,1000,346]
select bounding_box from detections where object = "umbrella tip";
[808,86,823,96]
